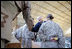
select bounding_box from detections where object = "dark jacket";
[32,21,46,32]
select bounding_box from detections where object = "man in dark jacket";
[32,16,46,32]
[32,16,46,41]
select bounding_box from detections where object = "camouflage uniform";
[38,20,65,48]
[13,24,34,48]
[21,24,34,48]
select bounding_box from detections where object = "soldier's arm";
[58,26,65,48]
[28,31,35,39]
[38,23,46,41]
[14,27,23,41]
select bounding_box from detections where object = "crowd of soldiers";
[12,14,65,48]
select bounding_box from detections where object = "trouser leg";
[21,39,25,48]
[25,39,32,48]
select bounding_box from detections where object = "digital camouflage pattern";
[13,24,34,48]
[38,20,65,48]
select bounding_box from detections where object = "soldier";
[38,14,65,48]
[21,24,34,48]
[12,24,34,48]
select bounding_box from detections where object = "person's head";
[37,16,43,22]
[46,14,54,20]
